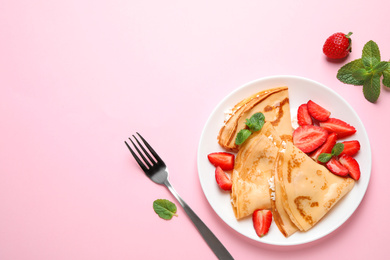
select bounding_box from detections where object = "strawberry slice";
[307,100,331,121]
[292,125,328,153]
[253,209,272,237]
[215,166,232,191]
[339,154,361,180]
[208,152,235,171]
[339,140,361,156]
[326,157,349,177]
[310,132,337,162]
[297,104,313,126]
[319,118,356,139]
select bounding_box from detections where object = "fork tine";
[124,141,148,172]
[136,132,164,164]
[132,134,157,165]
[128,137,153,169]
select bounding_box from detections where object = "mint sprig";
[245,112,265,132]
[383,66,390,87]
[153,199,178,220]
[318,143,344,163]
[235,112,265,145]
[235,129,252,145]
[337,40,389,103]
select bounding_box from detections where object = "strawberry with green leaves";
[323,32,352,59]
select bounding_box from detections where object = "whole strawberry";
[323,32,352,59]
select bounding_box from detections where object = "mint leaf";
[337,59,365,85]
[318,143,344,163]
[235,129,252,145]
[352,68,370,81]
[235,113,265,145]
[362,40,381,69]
[331,143,344,157]
[318,153,332,163]
[153,199,178,220]
[373,61,388,74]
[363,73,381,103]
[362,56,380,70]
[245,112,265,132]
[383,65,390,88]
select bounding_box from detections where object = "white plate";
[197,75,371,246]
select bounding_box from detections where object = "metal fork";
[125,133,234,260]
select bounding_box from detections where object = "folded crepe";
[231,122,283,220]
[218,87,293,152]
[270,141,299,237]
[275,141,355,232]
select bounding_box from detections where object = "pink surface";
[1,1,389,259]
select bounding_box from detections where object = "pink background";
[1,1,389,259]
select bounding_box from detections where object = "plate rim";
[197,75,371,246]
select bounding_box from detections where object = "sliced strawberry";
[310,132,337,162]
[307,100,331,121]
[326,157,349,177]
[339,154,361,180]
[339,140,361,156]
[292,125,328,153]
[297,104,313,126]
[319,118,356,139]
[208,152,235,171]
[215,166,232,191]
[253,209,272,237]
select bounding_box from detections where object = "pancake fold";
[275,141,355,232]
[231,122,283,219]
[218,87,293,152]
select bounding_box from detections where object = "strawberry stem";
[346,32,353,52]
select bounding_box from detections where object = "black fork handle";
[164,179,234,260]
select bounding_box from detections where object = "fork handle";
[164,180,234,260]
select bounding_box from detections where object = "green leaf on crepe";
[235,113,265,145]
[337,59,365,85]
[245,112,265,132]
[235,129,252,145]
[153,199,178,220]
[363,73,381,103]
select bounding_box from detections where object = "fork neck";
[163,179,186,208]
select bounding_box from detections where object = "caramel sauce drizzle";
[263,97,290,127]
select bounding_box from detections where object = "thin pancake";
[231,122,283,219]
[269,141,299,237]
[218,87,293,152]
[276,141,355,231]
